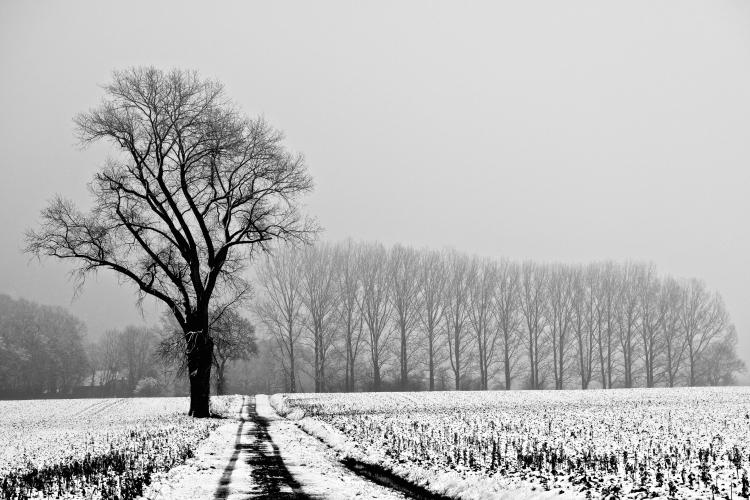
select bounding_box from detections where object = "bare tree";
[493,259,522,390]
[571,265,597,389]
[336,241,365,391]
[617,263,641,388]
[299,243,339,392]
[467,257,498,390]
[596,262,618,388]
[389,244,422,389]
[119,326,158,393]
[680,279,728,386]
[444,251,472,390]
[211,309,256,395]
[659,276,686,387]
[546,264,574,390]
[636,264,662,388]
[26,68,314,416]
[694,325,746,386]
[248,240,742,394]
[520,261,547,389]
[98,330,125,389]
[418,249,447,391]
[360,243,392,390]
[254,247,305,392]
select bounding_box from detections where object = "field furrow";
[276,387,750,499]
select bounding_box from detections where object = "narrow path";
[247,399,310,498]
[214,396,310,499]
[211,395,407,500]
[213,397,251,499]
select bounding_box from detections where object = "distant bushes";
[134,377,161,397]
[0,294,88,397]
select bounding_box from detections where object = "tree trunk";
[187,329,213,418]
[373,363,381,391]
[216,359,227,395]
[598,341,607,389]
[503,334,512,390]
[428,331,435,391]
[645,343,654,388]
[289,338,296,393]
[320,359,326,392]
[534,333,540,389]
[453,332,461,390]
[623,330,633,388]
[528,332,536,390]
[400,325,407,390]
[313,328,321,392]
[477,332,485,390]
[666,341,675,388]
[606,326,612,389]
[345,331,353,392]
[552,335,560,389]
[558,332,565,390]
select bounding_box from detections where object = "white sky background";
[1,1,749,377]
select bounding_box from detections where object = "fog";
[1,1,749,377]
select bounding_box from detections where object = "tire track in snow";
[213,396,309,499]
[70,399,110,418]
[214,396,249,499]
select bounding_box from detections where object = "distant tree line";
[0,294,257,398]
[85,326,164,397]
[0,294,88,397]
[2,239,744,397]
[254,241,746,393]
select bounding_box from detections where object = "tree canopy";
[26,67,315,415]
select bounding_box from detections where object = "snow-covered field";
[0,396,242,499]
[273,387,750,499]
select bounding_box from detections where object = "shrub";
[134,377,161,397]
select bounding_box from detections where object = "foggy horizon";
[2,0,749,380]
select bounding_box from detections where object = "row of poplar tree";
[253,241,745,393]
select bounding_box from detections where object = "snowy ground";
[0,395,407,499]
[145,395,405,500]
[141,412,242,500]
[275,387,750,500]
[0,396,242,500]
[15,389,747,499]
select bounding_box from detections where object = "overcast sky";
[1,1,749,376]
